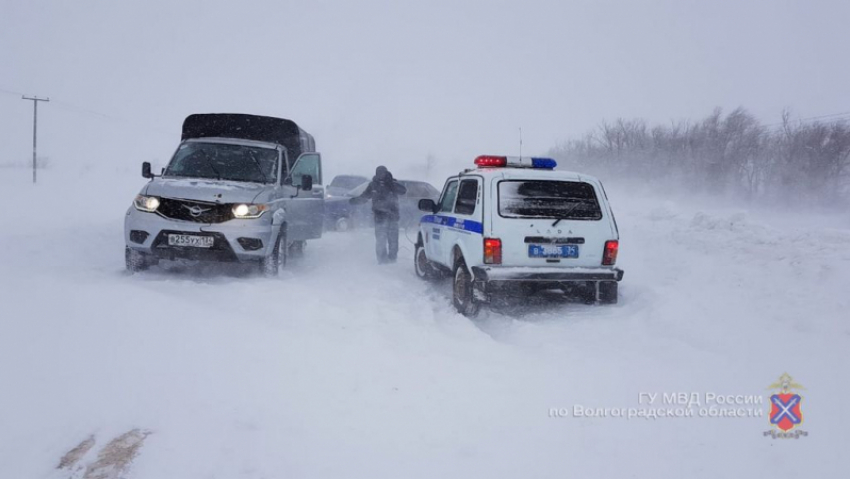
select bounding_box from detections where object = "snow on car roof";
[184,137,280,150]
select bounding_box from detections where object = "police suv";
[414,156,623,315]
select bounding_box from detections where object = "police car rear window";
[498,181,602,220]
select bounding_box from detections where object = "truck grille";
[157,198,233,224]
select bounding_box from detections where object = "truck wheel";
[335,216,351,232]
[125,247,150,273]
[260,229,287,277]
[288,240,305,259]
[452,258,480,317]
[414,243,439,281]
[598,281,618,304]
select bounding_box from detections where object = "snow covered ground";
[0,166,848,478]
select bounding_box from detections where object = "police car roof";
[461,166,598,183]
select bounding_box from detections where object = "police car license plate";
[528,244,579,258]
[168,234,214,248]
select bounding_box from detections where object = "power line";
[2,86,173,137]
[797,111,850,123]
[0,87,27,97]
[763,110,850,129]
[49,99,173,137]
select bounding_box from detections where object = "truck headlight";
[134,195,160,212]
[232,203,267,219]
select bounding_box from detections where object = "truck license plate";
[168,234,214,248]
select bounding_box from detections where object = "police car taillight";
[484,238,502,264]
[602,240,618,265]
[475,156,508,167]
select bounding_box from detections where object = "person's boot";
[376,249,388,264]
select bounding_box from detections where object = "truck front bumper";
[124,207,276,263]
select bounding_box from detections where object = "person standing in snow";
[350,166,407,263]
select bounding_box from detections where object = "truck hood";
[142,178,267,204]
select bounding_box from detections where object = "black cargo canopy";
[181,113,316,167]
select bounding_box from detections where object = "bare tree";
[547,107,850,207]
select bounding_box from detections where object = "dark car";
[326,175,369,198]
[324,179,440,231]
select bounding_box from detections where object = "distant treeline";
[548,108,850,204]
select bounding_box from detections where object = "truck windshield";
[498,180,602,220]
[164,142,278,184]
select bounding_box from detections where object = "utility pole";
[22,95,49,184]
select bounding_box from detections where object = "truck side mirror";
[142,162,153,179]
[301,175,313,191]
[418,199,437,213]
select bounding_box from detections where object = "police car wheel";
[598,281,618,304]
[414,244,439,281]
[452,258,480,317]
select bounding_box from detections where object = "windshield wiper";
[246,151,269,183]
[551,201,589,226]
[200,152,222,180]
[552,217,570,227]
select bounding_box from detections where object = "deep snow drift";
[0,166,847,478]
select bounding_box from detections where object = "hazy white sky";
[1,0,848,176]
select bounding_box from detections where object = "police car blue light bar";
[531,157,557,169]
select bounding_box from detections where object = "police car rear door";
[491,176,612,268]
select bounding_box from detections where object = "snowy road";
[1,168,848,478]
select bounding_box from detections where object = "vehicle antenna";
[519,127,523,160]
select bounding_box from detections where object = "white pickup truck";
[124,113,324,276]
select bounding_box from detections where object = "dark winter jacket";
[350,167,407,220]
